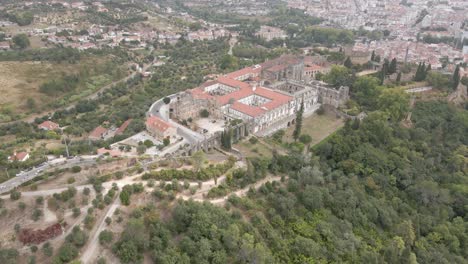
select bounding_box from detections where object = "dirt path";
[81,196,120,264]
[178,175,283,205]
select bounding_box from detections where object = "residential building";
[8,152,30,162]
[89,126,108,140]
[146,116,177,140]
[38,121,60,131]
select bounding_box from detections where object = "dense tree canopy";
[113,99,467,263]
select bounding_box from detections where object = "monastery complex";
[170,55,349,135]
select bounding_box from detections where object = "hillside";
[110,100,467,263]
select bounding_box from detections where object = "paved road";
[148,94,204,145]
[0,156,98,195]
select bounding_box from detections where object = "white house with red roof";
[38,121,60,131]
[8,152,30,162]
[146,116,177,140]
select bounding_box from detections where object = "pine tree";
[344,57,352,68]
[452,65,460,90]
[389,58,397,74]
[293,102,304,141]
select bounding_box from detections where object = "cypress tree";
[380,63,387,85]
[414,63,420,81]
[452,65,460,90]
[389,58,397,74]
[344,57,352,68]
[423,64,431,80]
[293,102,304,141]
[396,72,402,84]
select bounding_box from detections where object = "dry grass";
[0,61,77,113]
[284,111,345,145]
[0,57,112,116]
[234,139,274,159]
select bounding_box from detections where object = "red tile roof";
[255,87,292,110]
[185,57,296,117]
[38,121,60,130]
[225,65,262,80]
[231,102,265,117]
[265,64,288,72]
[146,116,172,132]
[89,126,108,139]
[305,65,324,71]
[9,152,29,162]
[115,119,132,135]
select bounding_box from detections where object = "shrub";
[10,190,21,200]
[71,166,81,173]
[18,202,26,210]
[32,208,43,221]
[36,196,44,205]
[199,109,210,117]
[249,137,258,144]
[72,207,81,218]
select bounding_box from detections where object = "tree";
[12,34,30,50]
[192,151,206,172]
[55,243,78,263]
[371,50,376,61]
[199,109,210,118]
[344,57,352,68]
[377,89,410,121]
[99,230,113,245]
[452,64,460,90]
[293,102,304,141]
[380,62,388,85]
[26,98,36,110]
[414,62,427,81]
[353,76,382,110]
[389,58,397,74]
[163,137,170,146]
[323,66,353,88]
[136,145,146,155]
[71,166,81,173]
[10,190,21,200]
[0,248,19,264]
[120,190,131,206]
[220,55,239,70]
[221,129,232,150]
[396,72,402,84]
[72,207,81,218]
[426,71,451,90]
[299,134,312,150]
[42,242,53,257]
[32,208,43,221]
[163,97,171,104]
[461,76,468,87]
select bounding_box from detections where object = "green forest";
[111,100,467,264]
